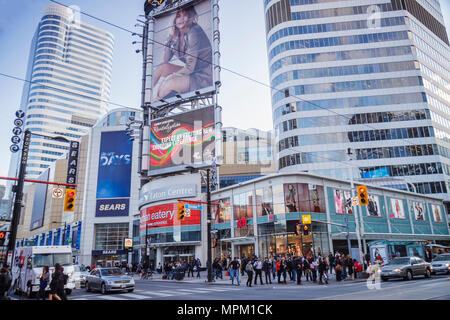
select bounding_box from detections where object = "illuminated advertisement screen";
[151,0,214,103]
[96,131,132,217]
[150,105,215,173]
[140,203,201,230]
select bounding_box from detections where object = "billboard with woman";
[151,0,214,103]
[431,204,443,222]
[390,198,405,219]
[412,201,425,221]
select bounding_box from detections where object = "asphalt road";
[16,273,447,301]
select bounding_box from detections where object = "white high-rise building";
[265,0,450,207]
[13,3,114,179]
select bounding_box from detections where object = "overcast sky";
[0,0,449,186]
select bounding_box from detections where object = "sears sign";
[96,198,129,217]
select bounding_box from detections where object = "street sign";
[302,215,311,224]
[124,238,133,248]
[352,197,359,206]
[185,204,202,210]
[52,187,64,199]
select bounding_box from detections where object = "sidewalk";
[135,271,369,286]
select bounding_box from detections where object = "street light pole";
[5,130,31,265]
[206,169,213,283]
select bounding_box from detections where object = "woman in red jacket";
[353,259,362,279]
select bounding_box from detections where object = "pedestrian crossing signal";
[177,203,185,221]
[0,231,6,246]
[64,188,76,212]
[358,185,368,206]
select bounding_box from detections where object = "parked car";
[430,254,450,275]
[85,268,135,294]
[73,265,90,288]
[380,256,432,281]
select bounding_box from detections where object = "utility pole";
[5,130,31,265]
[347,148,363,261]
[206,169,213,283]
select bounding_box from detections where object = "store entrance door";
[235,244,255,259]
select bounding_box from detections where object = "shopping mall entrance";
[162,245,195,263]
[235,243,255,259]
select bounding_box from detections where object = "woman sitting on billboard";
[152,5,212,102]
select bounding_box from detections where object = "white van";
[11,246,76,297]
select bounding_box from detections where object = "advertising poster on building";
[308,184,325,213]
[390,198,405,219]
[96,131,132,217]
[140,203,201,230]
[284,184,298,213]
[412,201,425,221]
[333,189,352,214]
[367,194,381,217]
[151,0,214,103]
[150,106,215,173]
[431,204,442,222]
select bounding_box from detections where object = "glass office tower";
[17,3,114,178]
[264,0,450,205]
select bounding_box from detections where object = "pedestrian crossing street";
[71,286,244,300]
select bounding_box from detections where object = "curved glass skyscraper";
[19,3,114,178]
[264,0,450,203]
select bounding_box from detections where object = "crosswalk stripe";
[139,291,173,297]
[119,293,148,300]
[97,295,125,300]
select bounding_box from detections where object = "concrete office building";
[264,0,450,211]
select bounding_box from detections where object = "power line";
[9,0,448,182]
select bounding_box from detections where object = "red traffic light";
[0,231,5,239]
[68,191,75,197]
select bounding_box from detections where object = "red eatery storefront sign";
[140,203,201,231]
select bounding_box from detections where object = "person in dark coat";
[424,247,433,263]
[294,256,303,285]
[49,263,66,300]
[262,257,272,284]
[38,266,50,300]
[318,258,328,284]
[0,266,12,300]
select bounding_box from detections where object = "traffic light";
[0,231,6,246]
[303,224,310,236]
[177,203,185,221]
[358,185,368,206]
[64,188,76,211]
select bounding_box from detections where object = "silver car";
[431,254,450,275]
[72,265,90,288]
[85,268,135,294]
[380,256,432,281]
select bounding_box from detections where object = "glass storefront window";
[94,223,129,250]
[272,184,285,214]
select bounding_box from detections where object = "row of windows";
[67,42,113,63]
[32,72,102,91]
[268,17,405,47]
[290,3,393,22]
[34,53,108,78]
[34,59,106,81]
[272,61,417,88]
[29,90,99,112]
[409,19,450,58]
[30,141,69,151]
[31,79,102,97]
[33,66,102,86]
[26,120,89,134]
[423,79,450,105]
[67,34,111,54]
[273,92,426,119]
[27,114,93,128]
[361,162,446,178]
[420,63,450,90]
[278,126,435,147]
[68,31,114,52]
[30,85,104,105]
[29,148,64,156]
[28,102,100,116]
[411,181,447,195]
[412,33,450,70]
[65,54,112,74]
[355,144,437,160]
[269,31,409,60]
[277,109,430,140]
[415,0,444,23]
[27,127,82,139]
[417,48,450,81]
[80,23,114,41]
[273,76,422,104]
[430,111,450,133]
[270,45,412,75]
[74,26,114,46]
[289,0,344,5]
[428,95,450,121]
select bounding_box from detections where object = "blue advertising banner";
[96,131,132,217]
